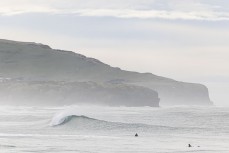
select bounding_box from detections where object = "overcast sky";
[0,0,228,106]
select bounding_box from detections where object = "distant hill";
[0,39,212,106]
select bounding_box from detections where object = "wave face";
[51,114,154,131]
[49,106,229,136]
[51,115,98,126]
[1,105,229,153]
[50,114,209,137]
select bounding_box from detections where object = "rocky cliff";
[0,39,212,106]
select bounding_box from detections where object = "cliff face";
[0,79,159,107]
[0,39,212,106]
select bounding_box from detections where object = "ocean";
[0,105,229,153]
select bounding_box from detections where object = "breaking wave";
[47,106,229,136]
[50,113,212,135]
[51,114,162,132]
[50,115,98,126]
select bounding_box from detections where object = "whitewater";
[0,105,229,153]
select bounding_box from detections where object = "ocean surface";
[0,105,229,153]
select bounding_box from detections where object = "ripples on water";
[0,105,229,153]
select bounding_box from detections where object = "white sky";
[0,0,228,106]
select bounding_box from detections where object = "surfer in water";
[188,144,192,147]
[135,133,138,137]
